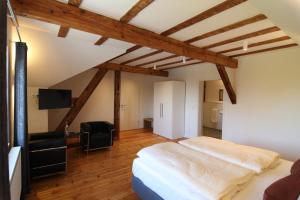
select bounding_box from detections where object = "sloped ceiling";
[12,0,299,87]
[249,0,300,44]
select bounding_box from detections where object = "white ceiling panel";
[171,2,260,41]
[18,16,60,34]
[67,29,101,43]
[210,30,287,52]
[130,0,224,34]
[225,39,295,56]
[192,20,275,47]
[80,0,139,20]
[249,0,300,44]
[102,39,135,50]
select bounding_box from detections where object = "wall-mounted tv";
[38,89,72,110]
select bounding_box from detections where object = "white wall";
[222,46,300,161]
[9,147,22,200]
[27,87,48,133]
[49,69,165,132]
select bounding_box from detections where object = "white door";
[120,79,140,131]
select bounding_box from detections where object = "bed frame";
[132,176,164,200]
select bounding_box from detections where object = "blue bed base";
[132,176,164,200]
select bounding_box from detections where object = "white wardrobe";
[153,81,185,139]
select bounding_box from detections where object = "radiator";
[9,147,22,200]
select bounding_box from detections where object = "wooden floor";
[26,129,170,200]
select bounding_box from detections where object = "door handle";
[162,104,163,118]
[160,104,161,118]
[160,103,162,118]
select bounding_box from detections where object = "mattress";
[132,158,292,200]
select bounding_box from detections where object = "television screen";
[38,89,72,110]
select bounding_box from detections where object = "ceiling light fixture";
[153,63,157,70]
[243,40,248,51]
[182,56,186,64]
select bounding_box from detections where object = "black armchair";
[80,121,115,151]
[29,131,67,178]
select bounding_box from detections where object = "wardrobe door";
[153,83,163,135]
[160,83,172,138]
[154,82,172,138]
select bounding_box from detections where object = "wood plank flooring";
[26,129,170,200]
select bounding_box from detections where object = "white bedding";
[179,137,280,174]
[136,142,254,200]
[132,158,292,200]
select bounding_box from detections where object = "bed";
[131,137,294,200]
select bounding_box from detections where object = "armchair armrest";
[29,138,66,152]
[29,131,65,141]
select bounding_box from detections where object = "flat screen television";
[38,89,72,110]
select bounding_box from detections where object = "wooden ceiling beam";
[58,26,70,38]
[120,0,154,23]
[55,68,108,131]
[94,0,153,46]
[134,55,178,67]
[218,36,291,54]
[57,0,82,38]
[155,58,194,69]
[185,14,267,44]
[119,14,266,65]
[103,45,143,66]
[121,50,163,65]
[12,0,238,68]
[95,37,109,46]
[161,0,248,36]
[230,43,298,57]
[163,39,296,69]
[203,26,280,49]
[163,61,205,70]
[111,0,247,64]
[216,65,236,104]
[98,62,169,77]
